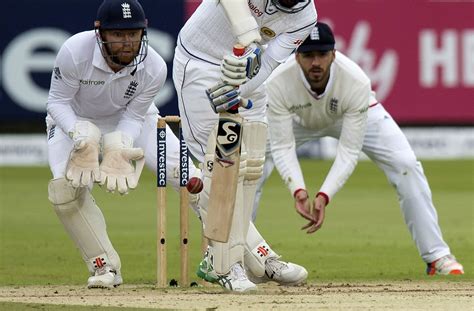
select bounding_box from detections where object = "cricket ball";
[186,176,203,194]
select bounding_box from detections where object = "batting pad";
[242,121,267,236]
[48,178,121,274]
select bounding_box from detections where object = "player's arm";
[220,0,261,47]
[303,85,369,233]
[267,84,315,223]
[239,19,317,98]
[47,43,80,134]
[317,83,370,202]
[47,43,102,187]
[218,4,316,100]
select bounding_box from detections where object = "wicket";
[156,116,190,287]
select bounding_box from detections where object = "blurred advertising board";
[185,0,474,124]
[1,0,184,125]
[1,0,473,128]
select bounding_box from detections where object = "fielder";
[254,22,464,275]
[46,0,198,289]
[173,0,317,291]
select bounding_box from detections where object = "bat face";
[205,112,243,242]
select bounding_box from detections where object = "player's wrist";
[293,188,307,199]
[316,192,329,205]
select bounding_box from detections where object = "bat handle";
[233,44,246,57]
[228,44,246,113]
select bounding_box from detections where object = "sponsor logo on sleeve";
[53,67,62,80]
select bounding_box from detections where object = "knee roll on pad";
[239,147,247,179]
[242,121,267,182]
[245,158,264,182]
[48,177,84,207]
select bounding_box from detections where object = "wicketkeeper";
[46,0,198,289]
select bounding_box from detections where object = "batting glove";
[99,131,144,195]
[66,121,101,188]
[220,43,262,86]
[206,81,253,113]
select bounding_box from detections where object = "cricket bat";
[204,45,246,242]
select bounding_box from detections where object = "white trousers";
[255,104,451,263]
[172,45,267,163]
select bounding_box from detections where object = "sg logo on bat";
[215,118,242,158]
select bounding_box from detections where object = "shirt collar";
[299,63,335,99]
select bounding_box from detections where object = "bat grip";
[228,44,246,114]
[233,44,246,57]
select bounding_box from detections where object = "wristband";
[316,192,329,205]
[293,188,307,198]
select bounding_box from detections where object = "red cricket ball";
[186,176,203,194]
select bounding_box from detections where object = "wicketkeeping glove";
[66,121,101,188]
[206,81,253,113]
[220,43,263,86]
[99,131,145,194]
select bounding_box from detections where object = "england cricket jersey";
[47,30,166,140]
[267,51,375,199]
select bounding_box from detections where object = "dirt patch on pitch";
[0,281,472,310]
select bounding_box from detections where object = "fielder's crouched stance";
[254,23,464,276]
[46,0,198,289]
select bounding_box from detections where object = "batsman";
[173,0,317,292]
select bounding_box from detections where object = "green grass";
[0,160,473,286]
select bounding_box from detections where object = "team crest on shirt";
[124,80,138,99]
[329,98,338,114]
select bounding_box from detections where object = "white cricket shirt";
[267,52,376,200]
[178,0,317,96]
[46,30,167,140]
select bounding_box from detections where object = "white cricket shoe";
[248,257,308,286]
[427,254,464,275]
[197,251,257,292]
[87,266,123,289]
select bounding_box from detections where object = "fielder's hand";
[294,189,316,223]
[66,121,101,188]
[301,194,327,234]
[220,43,262,86]
[99,131,144,194]
[206,81,253,113]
